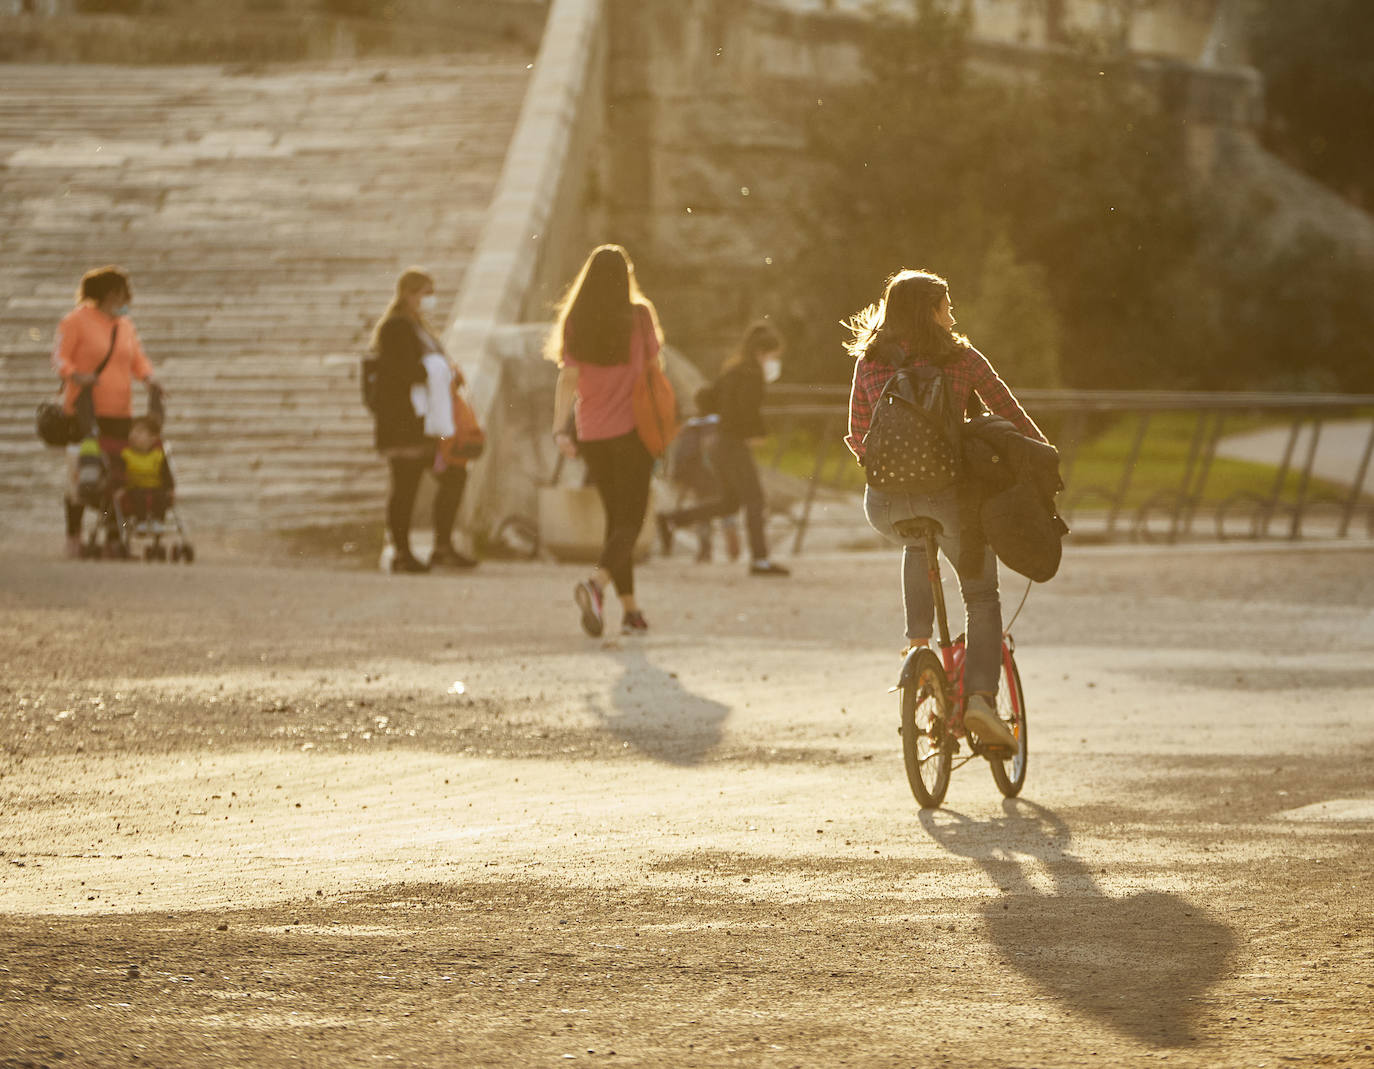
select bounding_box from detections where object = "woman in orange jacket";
[51,266,162,557]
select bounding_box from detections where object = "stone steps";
[0,54,529,536]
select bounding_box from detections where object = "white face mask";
[762,356,783,384]
[419,294,438,314]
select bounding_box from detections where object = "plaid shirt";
[845,345,1046,463]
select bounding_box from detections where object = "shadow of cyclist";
[590,645,731,767]
[919,799,1236,1048]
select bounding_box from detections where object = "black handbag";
[36,325,118,446]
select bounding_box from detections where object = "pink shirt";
[563,304,658,442]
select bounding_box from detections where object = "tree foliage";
[781,0,1374,392]
[1246,0,1374,209]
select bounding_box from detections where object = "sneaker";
[749,560,790,577]
[621,610,649,636]
[963,693,1016,752]
[574,578,604,637]
[430,546,478,569]
[391,553,430,574]
[655,515,673,556]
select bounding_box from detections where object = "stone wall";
[761,0,1238,63]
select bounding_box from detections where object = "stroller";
[74,392,195,563]
[662,413,741,562]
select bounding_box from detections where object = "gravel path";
[2,543,1372,1066]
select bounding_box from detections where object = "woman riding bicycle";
[844,269,1048,752]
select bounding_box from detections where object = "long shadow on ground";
[592,646,731,766]
[921,800,1237,1048]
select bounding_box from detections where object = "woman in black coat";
[370,267,474,573]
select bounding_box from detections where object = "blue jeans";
[864,484,1003,697]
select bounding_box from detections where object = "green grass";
[1061,412,1360,511]
[756,410,1370,510]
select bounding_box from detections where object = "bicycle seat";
[893,517,943,541]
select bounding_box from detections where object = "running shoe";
[621,610,649,636]
[574,578,604,637]
[749,560,790,577]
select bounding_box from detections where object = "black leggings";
[661,433,768,561]
[63,416,133,537]
[579,431,654,596]
[387,454,467,559]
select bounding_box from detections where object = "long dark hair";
[721,319,783,372]
[545,244,661,367]
[369,266,436,352]
[843,268,969,367]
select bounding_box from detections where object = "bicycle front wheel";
[900,648,953,809]
[989,643,1028,797]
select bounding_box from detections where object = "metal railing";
[759,386,1374,552]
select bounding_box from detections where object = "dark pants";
[63,416,132,537]
[661,433,768,561]
[386,452,468,559]
[433,466,467,550]
[579,431,654,597]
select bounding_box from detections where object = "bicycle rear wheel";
[900,648,953,809]
[989,643,1028,797]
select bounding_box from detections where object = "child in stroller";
[661,388,741,563]
[73,400,194,562]
[121,416,172,522]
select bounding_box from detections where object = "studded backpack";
[861,364,961,495]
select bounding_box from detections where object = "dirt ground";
[1,537,1372,1068]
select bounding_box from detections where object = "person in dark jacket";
[370,266,474,573]
[961,414,1068,583]
[654,321,790,577]
[844,268,1050,752]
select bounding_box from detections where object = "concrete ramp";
[0,55,529,536]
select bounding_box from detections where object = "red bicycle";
[892,518,1028,808]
